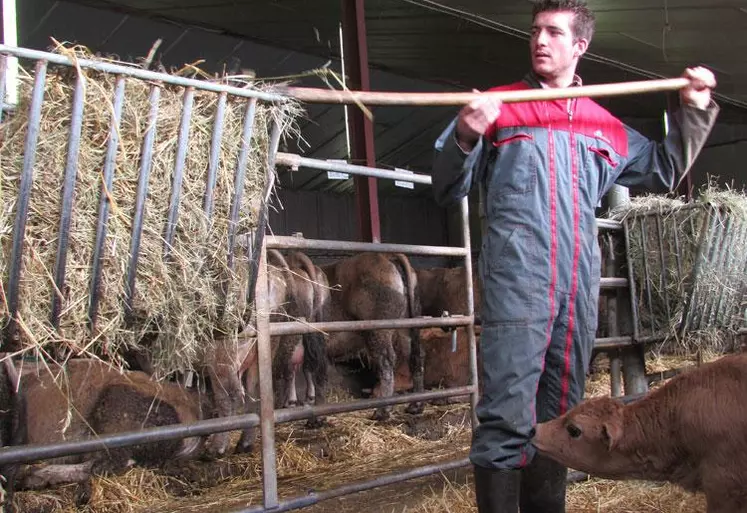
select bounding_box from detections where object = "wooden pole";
[280,77,691,106]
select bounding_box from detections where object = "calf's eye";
[566,424,582,439]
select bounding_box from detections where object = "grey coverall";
[431,71,719,470]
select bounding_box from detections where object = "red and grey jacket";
[432,71,719,324]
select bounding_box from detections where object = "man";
[431,1,719,512]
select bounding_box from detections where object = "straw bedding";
[12,351,711,513]
[0,45,300,376]
[610,183,747,355]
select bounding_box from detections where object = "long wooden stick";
[278,77,690,106]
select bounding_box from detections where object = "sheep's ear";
[602,420,622,451]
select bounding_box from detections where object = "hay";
[610,182,747,355]
[0,44,302,375]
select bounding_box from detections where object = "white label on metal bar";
[394,168,414,189]
[326,159,349,180]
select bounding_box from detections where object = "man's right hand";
[455,89,502,152]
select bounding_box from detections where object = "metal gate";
[0,43,652,513]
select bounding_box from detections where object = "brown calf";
[14,358,208,493]
[319,252,423,420]
[533,351,747,513]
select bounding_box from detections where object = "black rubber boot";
[473,464,521,513]
[519,453,568,513]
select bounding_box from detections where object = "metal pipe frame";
[0,44,652,513]
[0,383,474,467]
[0,44,286,103]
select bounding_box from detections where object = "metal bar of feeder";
[246,118,283,306]
[597,218,623,231]
[0,384,474,467]
[233,457,472,513]
[4,60,47,348]
[50,72,86,330]
[276,386,475,424]
[124,85,160,321]
[266,315,473,337]
[203,91,227,221]
[0,44,286,103]
[460,196,480,428]
[699,212,726,330]
[163,87,195,260]
[600,277,628,288]
[0,54,6,122]
[256,242,278,509]
[88,77,125,331]
[623,217,641,342]
[639,217,656,335]
[227,98,257,273]
[266,236,468,257]
[682,209,715,333]
[654,214,671,324]
[0,411,261,467]
[722,218,747,328]
[706,215,733,327]
[275,152,433,185]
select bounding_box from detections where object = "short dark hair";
[532,0,596,43]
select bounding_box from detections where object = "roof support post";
[341,0,381,243]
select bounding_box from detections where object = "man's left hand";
[680,66,717,110]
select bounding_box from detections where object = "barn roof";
[19,0,747,196]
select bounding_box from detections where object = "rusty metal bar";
[681,209,715,333]
[4,59,47,349]
[266,315,473,337]
[255,240,278,509]
[672,214,684,281]
[163,87,195,261]
[0,45,286,103]
[623,218,641,342]
[653,214,671,323]
[459,196,479,428]
[233,457,472,513]
[246,118,283,307]
[699,212,726,330]
[0,383,473,467]
[638,217,656,335]
[203,91,227,220]
[276,152,432,185]
[88,77,126,331]
[597,218,623,231]
[610,353,623,396]
[124,85,160,322]
[50,72,86,330]
[341,0,380,243]
[600,277,628,288]
[0,54,6,121]
[266,235,468,257]
[703,214,732,328]
[276,386,475,424]
[227,98,257,273]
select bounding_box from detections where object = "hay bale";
[610,183,747,355]
[0,45,301,375]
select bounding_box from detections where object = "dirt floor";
[12,350,712,513]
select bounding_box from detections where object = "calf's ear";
[601,420,622,451]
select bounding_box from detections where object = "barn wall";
[267,188,455,268]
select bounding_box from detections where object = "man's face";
[530,10,587,80]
